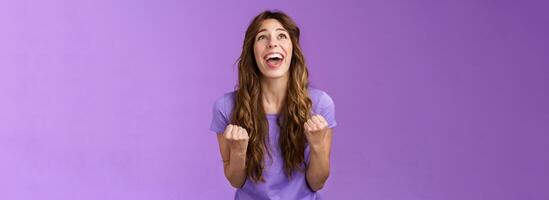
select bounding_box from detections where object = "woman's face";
[253,19,293,80]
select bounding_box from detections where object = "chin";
[262,72,287,79]
[259,66,289,80]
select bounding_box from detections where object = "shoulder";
[210,91,236,133]
[213,88,334,117]
[213,91,236,117]
[214,91,236,106]
[308,87,337,128]
[308,87,335,113]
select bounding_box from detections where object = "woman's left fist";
[304,114,329,147]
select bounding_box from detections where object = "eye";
[257,35,266,41]
[278,34,288,39]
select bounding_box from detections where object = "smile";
[264,52,284,69]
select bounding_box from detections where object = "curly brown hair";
[230,10,312,182]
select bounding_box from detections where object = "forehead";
[257,19,286,32]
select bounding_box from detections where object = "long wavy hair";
[230,10,312,182]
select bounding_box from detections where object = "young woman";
[210,10,337,199]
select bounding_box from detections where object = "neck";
[261,74,289,114]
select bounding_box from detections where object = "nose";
[267,40,278,48]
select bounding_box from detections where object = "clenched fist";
[224,124,249,153]
[304,114,329,148]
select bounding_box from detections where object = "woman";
[210,10,337,200]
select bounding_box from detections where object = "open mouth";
[264,53,284,69]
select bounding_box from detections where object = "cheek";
[253,46,263,62]
[282,41,292,53]
[284,44,293,63]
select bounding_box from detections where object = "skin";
[216,19,332,191]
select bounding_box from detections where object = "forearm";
[224,149,247,188]
[306,145,330,191]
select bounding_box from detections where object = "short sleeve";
[317,92,337,128]
[209,95,229,134]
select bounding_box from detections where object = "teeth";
[266,53,283,60]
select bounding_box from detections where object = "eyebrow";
[257,28,289,35]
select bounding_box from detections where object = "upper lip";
[263,51,285,60]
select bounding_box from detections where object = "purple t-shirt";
[210,87,337,200]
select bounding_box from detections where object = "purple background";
[1,0,548,199]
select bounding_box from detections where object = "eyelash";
[257,34,288,41]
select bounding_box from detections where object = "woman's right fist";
[224,124,249,153]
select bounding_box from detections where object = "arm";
[216,124,249,188]
[304,115,333,191]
